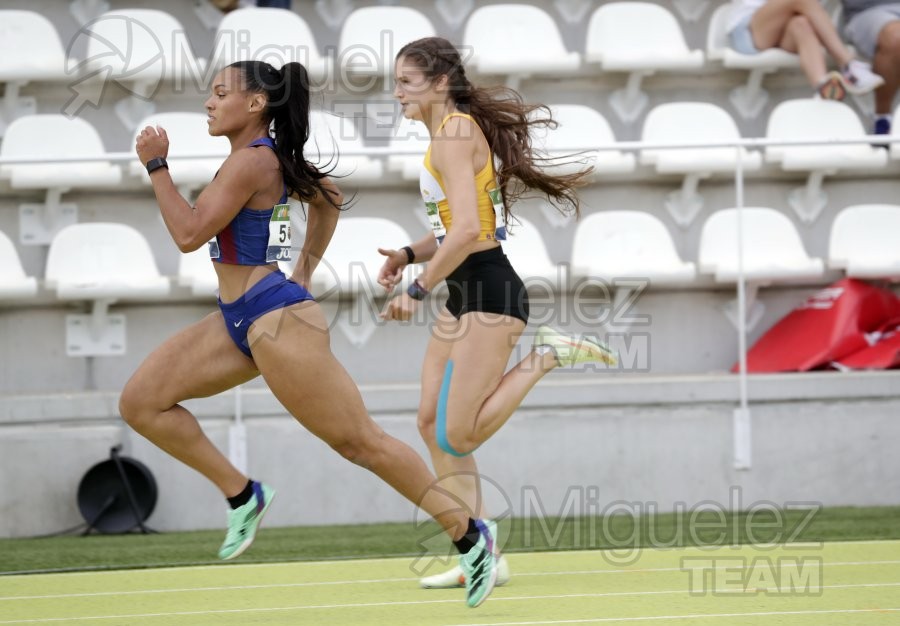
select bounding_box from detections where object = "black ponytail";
[227,60,342,209]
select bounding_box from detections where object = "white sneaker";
[841,60,885,95]
[534,325,618,367]
[420,554,511,589]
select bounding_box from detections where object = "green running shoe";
[218,482,275,561]
[460,519,499,608]
[534,325,618,367]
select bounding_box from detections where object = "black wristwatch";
[406,278,429,301]
[146,157,169,174]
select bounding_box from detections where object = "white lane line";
[446,607,900,626]
[1,583,899,623]
[4,560,900,602]
[0,577,418,601]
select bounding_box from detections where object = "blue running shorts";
[218,270,314,358]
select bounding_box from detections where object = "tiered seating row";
[0,3,873,134]
[1,102,897,241]
[0,205,900,354]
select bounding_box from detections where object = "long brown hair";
[396,36,591,221]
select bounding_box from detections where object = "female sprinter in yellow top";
[378,37,618,588]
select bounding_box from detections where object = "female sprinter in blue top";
[121,60,500,608]
[378,37,618,589]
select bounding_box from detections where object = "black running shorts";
[444,247,530,324]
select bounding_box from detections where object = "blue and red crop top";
[209,137,290,266]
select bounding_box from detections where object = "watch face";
[407,281,425,301]
[147,158,167,173]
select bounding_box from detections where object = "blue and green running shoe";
[218,481,275,561]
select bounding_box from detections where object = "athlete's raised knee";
[443,425,478,456]
[119,379,154,429]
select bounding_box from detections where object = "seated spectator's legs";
[845,5,900,128]
[750,0,884,96]
[751,0,854,67]
[874,22,900,121]
[778,13,830,86]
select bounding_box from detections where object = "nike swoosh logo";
[233,319,243,327]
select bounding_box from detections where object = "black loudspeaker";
[77,445,157,534]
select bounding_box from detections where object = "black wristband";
[401,245,415,264]
[146,157,168,174]
[406,278,429,301]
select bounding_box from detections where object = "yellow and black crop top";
[419,112,507,244]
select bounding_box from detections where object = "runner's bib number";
[266,203,292,262]
[488,187,507,241]
[425,201,447,241]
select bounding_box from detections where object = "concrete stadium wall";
[2,372,899,538]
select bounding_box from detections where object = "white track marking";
[446,607,900,626]
[2,583,900,623]
[4,559,900,602]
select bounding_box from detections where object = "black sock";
[453,518,481,555]
[227,480,254,509]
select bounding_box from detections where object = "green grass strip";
[3,505,899,575]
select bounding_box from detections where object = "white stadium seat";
[501,217,559,284]
[0,11,69,82]
[706,3,800,119]
[585,3,704,122]
[532,104,636,178]
[828,204,900,280]
[338,6,436,78]
[571,210,697,330]
[307,111,384,185]
[212,8,330,81]
[463,4,580,86]
[84,9,206,129]
[0,11,70,135]
[45,223,171,301]
[315,217,412,348]
[45,223,171,356]
[129,112,230,197]
[698,208,824,282]
[640,102,762,227]
[572,211,697,285]
[766,99,888,224]
[315,217,412,297]
[0,115,121,245]
[0,229,38,300]
[699,207,824,329]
